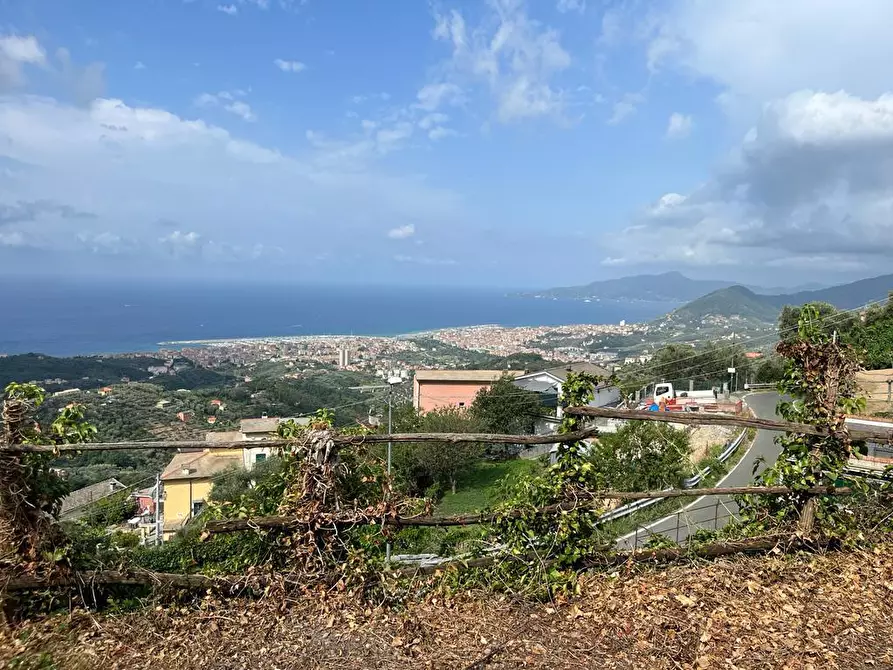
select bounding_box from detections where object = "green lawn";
[436,458,543,516]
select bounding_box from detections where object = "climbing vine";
[495,372,609,576]
[738,306,867,536]
[1,382,96,569]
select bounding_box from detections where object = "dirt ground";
[4,544,893,670]
[687,424,738,463]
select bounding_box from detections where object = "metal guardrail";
[393,429,750,566]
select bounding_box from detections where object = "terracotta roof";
[161,451,242,481]
[413,370,519,382]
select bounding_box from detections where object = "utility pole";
[350,375,405,565]
[154,472,162,546]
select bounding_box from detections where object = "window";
[458,402,465,407]
[192,500,205,517]
[255,453,267,463]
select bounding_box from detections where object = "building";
[412,370,519,413]
[160,450,242,539]
[132,483,157,515]
[203,416,311,470]
[338,347,350,369]
[59,478,126,520]
[513,363,620,418]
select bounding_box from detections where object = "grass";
[392,458,543,555]
[436,459,543,516]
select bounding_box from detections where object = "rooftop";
[59,478,125,517]
[413,369,520,383]
[161,451,242,481]
[240,416,309,434]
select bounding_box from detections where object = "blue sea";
[0,279,677,357]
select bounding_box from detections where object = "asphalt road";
[617,392,784,550]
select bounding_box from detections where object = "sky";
[1,0,892,289]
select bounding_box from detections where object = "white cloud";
[0,35,46,64]
[274,58,306,73]
[556,0,585,13]
[428,126,458,141]
[607,93,644,125]
[430,2,572,123]
[217,4,238,14]
[415,82,465,112]
[134,61,147,70]
[393,254,456,266]
[195,90,256,122]
[418,112,449,130]
[646,0,893,109]
[0,34,47,90]
[666,112,692,138]
[0,95,463,275]
[605,90,893,273]
[387,224,415,239]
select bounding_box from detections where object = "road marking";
[616,392,771,546]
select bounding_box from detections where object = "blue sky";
[2,0,893,288]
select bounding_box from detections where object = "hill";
[522,271,737,302]
[663,285,780,325]
[662,272,893,327]
[774,272,893,309]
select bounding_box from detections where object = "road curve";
[617,392,784,549]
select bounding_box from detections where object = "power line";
[631,294,891,389]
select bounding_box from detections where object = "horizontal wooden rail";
[2,408,890,454]
[2,535,826,589]
[0,427,602,454]
[203,485,865,535]
[565,406,893,443]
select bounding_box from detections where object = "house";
[131,484,157,515]
[160,450,242,539]
[412,370,520,413]
[204,416,311,471]
[59,478,126,519]
[238,416,309,469]
[513,363,620,419]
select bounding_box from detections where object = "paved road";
[617,392,784,549]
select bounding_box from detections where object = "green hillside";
[665,285,780,324]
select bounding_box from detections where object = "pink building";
[412,370,519,413]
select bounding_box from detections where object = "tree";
[470,375,543,445]
[778,302,856,343]
[391,406,483,496]
[589,421,690,491]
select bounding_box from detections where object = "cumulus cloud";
[0,94,464,276]
[604,91,893,274]
[217,4,238,14]
[274,58,306,73]
[646,0,893,109]
[387,224,415,239]
[666,112,692,139]
[0,34,47,91]
[430,1,572,123]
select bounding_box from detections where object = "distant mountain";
[773,273,893,310]
[524,272,738,302]
[664,286,780,325]
[663,272,893,325]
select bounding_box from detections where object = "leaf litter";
[3,544,893,669]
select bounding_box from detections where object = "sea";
[0,279,678,357]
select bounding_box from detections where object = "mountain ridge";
[526,271,826,303]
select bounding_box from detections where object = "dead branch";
[203,485,865,535]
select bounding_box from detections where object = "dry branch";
[4,570,219,591]
[203,485,863,535]
[564,405,893,442]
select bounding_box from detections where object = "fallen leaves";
[4,545,893,669]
